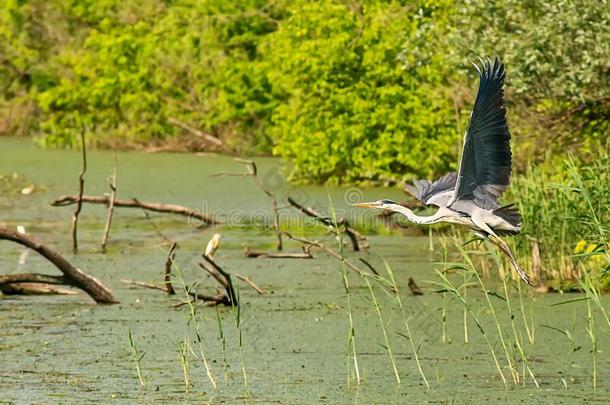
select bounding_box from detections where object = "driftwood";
[0,226,117,303]
[243,247,313,259]
[101,155,117,253]
[287,197,367,251]
[51,195,219,227]
[72,131,87,253]
[212,159,283,250]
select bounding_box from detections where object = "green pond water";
[0,138,608,403]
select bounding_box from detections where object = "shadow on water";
[0,139,608,402]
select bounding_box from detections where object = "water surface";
[0,139,608,403]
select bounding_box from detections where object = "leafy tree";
[265,1,457,184]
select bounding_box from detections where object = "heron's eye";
[380,199,396,205]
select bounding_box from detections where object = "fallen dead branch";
[212,159,283,250]
[72,131,87,253]
[243,247,313,259]
[0,226,117,304]
[51,195,219,227]
[101,154,117,253]
[167,117,224,148]
[287,197,367,251]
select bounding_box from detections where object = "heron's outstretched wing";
[450,57,511,210]
[405,172,457,207]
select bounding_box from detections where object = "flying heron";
[354,57,532,286]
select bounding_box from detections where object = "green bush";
[265,1,457,184]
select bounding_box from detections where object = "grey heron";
[354,57,532,286]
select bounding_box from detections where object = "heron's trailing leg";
[488,235,533,286]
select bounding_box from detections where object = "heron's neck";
[390,204,444,225]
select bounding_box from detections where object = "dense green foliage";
[1,0,608,183]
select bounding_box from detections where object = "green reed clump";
[506,149,610,287]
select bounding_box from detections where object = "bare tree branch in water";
[164,242,178,295]
[243,247,313,259]
[287,197,367,251]
[101,153,117,253]
[52,195,219,227]
[72,131,87,253]
[0,226,118,304]
[122,242,235,307]
[212,158,283,250]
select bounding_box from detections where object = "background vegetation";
[2,0,608,183]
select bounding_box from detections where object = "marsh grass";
[216,306,229,384]
[168,251,218,390]
[382,258,430,389]
[178,338,191,388]
[127,329,145,387]
[364,278,400,383]
[328,195,361,387]
[230,287,249,387]
[433,267,508,386]
[508,152,610,287]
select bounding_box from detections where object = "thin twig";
[101,153,117,253]
[287,197,366,251]
[234,273,267,295]
[281,232,361,271]
[72,131,87,253]
[213,159,283,250]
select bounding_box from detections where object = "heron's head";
[353,199,400,211]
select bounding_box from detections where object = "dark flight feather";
[451,57,512,210]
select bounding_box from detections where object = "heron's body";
[355,58,533,285]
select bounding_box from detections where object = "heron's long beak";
[352,202,377,208]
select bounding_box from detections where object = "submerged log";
[0,226,118,304]
[243,247,313,259]
[51,195,219,227]
[0,282,77,296]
